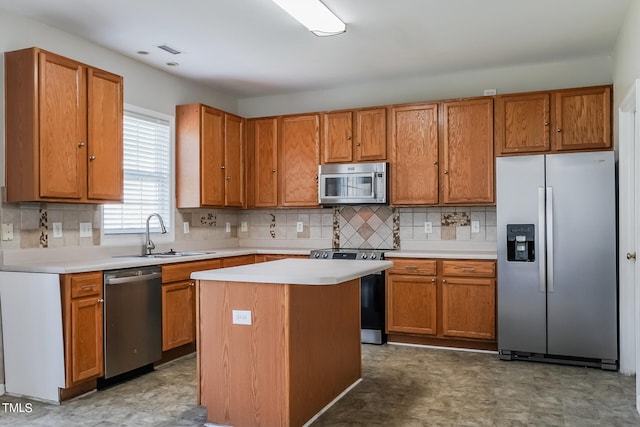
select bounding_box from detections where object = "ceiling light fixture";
[270,0,346,37]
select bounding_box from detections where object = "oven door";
[361,271,386,344]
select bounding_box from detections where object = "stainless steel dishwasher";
[102,266,162,380]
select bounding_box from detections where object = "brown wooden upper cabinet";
[176,104,245,208]
[390,103,439,205]
[322,108,387,163]
[246,117,279,207]
[279,113,320,207]
[4,47,123,203]
[495,85,611,156]
[441,98,494,205]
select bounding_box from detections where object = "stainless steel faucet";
[145,213,167,255]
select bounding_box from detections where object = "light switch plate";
[471,220,480,233]
[232,310,252,325]
[225,222,231,233]
[79,222,92,238]
[240,221,248,232]
[424,222,432,234]
[183,222,190,234]
[52,222,63,238]
[1,223,13,241]
[296,221,304,232]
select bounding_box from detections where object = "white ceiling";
[0,0,631,98]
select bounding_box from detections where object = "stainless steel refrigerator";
[496,151,617,370]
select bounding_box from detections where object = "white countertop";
[192,258,393,285]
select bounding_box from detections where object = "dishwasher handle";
[105,271,162,285]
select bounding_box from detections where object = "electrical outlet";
[52,222,63,238]
[79,222,92,238]
[241,221,248,232]
[471,220,480,233]
[225,222,231,233]
[1,223,13,241]
[424,222,432,234]
[183,222,190,234]
[232,310,252,325]
[296,222,304,232]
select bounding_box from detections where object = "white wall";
[0,9,238,187]
[613,0,640,120]
[238,55,612,117]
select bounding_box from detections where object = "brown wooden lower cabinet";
[254,254,308,263]
[61,271,104,387]
[161,259,222,353]
[221,254,255,267]
[386,258,496,349]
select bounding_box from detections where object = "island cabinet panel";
[441,98,494,205]
[5,47,123,203]
[279,114,321,207]
[552,86,611,151]
[247,117,279,207]
[61,271,104,387]
[495,93,551,155]
[197,279,361,427]
[390,103,439,205]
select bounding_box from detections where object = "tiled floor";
[1,344,639,426]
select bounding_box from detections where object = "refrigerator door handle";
[538,187,546,293]
[546,186,554,293]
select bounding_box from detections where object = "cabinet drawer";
[221,255,255,268]
[388,259,437,275]
[70,271,103,298]
[162,259,222,283]
[441,260,495,277]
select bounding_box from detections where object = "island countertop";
[191,258,393,285]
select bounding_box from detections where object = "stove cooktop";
[310,247,390,261]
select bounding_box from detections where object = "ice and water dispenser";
[506,224,535,262]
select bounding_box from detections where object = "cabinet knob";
[556,128,561,133]
[431,278,436,282]
[443,170,448,175]
[347,136,352,140]
[272,169,276,173]
[442,279,446,283]
[78,142,86,147]
[433,161,438,165]
[544,122,550,126]
[226,176,231,180]
[627,252,636,260]
[97,298,104,303]
[221,165,225,169]
[89,155,96,161]
[190,282,196,287]
[356,143,361,146]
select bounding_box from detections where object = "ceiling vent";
[156,44,182,55]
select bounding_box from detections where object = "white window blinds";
[103,110,171,234]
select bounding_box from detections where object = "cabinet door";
[224,114,244,207]
[441,98,494,204]
[253,118,279,207]
[386,274,437,335]
[87,68,123,200]
[442,277,495,340]
[39,51,85,199]
[355,108,387,161]
[70,294,104,383]
[201,106,225,206]
[495,93,550,155]
[279,114,320,207]
[162,281,195,351]
[552,86,611,151]
[390,104,439,205]
[323,111,353,163]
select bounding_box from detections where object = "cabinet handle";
[459,267,476,272]
[78,142,86,147]
[556,128,561,133]
[89,155,96,161]
[97,298,104,304]
[404,266,418,269]
[81,284,96,290]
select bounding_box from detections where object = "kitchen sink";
[114,251,215,258]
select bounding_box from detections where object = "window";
[103,108,172,234]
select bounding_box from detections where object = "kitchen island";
[192,258,392,427]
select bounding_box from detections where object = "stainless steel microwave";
[318,162,387,205]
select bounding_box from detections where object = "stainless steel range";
[310,248,388,344]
